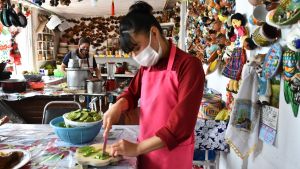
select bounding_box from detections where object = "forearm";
[61,64,67,72]
[137,136,165,155]
[114,97,130,113]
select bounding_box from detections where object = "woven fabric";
[222,47,246,80]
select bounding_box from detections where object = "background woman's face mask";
[133,32,162,67]
[79,44,90,56]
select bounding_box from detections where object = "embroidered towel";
[225,64,261,159]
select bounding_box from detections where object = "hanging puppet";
[222,13,248,93]
[10,28,21,65]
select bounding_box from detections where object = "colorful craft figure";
[283,50,300,117]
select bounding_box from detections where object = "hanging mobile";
[79,95,85,103]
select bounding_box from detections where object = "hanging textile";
[0,23,11,62]
[10,29,21,65]
[225,63,261,159]
[195,119,229,152]
[111,0,115,16]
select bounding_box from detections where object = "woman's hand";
[102,103,123,138]
[110,136,165,158]
[110,139,139,157]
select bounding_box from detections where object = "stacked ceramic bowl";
[57,42,69,58]
[68,45,77,52]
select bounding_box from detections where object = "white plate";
[0,149,31,169]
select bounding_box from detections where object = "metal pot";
[1,79,26,93]
[66,68,90,90]
[86,79,104,94]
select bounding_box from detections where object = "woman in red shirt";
[103,1,205,168]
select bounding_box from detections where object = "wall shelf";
[160,22,175,28]
[36,27,55,61]
[101,74,135,78]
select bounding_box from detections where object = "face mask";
[133,32,162,67]
[80,48,89,55]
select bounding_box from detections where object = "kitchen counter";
[0,87,120,101]
[0,85,134,124]
[0,123,138,169]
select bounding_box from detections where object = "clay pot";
[248,0,264,6]
[265,2,279,11]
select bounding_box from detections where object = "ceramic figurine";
[283,50,300,117]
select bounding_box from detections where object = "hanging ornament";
[283,49,300,117]
[111,0,115,16]
[9,28,21,65]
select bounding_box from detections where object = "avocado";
[79,112,89,121]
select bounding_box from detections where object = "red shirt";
[118,47,205,150]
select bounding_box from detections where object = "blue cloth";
[193,150,216,161]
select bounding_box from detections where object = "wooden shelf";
[160,22,175,28]
[37,49,54,51]
[101,74,135,78]
[37,41,54,43]
[95,55,132,58]
[38,33,53,35]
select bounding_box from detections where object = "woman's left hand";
[110,139,139,157]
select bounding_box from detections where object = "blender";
[105,62,117,91]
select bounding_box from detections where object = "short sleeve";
[62,52,72,66]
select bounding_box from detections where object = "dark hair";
[226,26,235,39]
[129,1,153,13]
[119,1,163,53]
[231,13,246,26]
[244,37,257,50]
[78,37,90,45]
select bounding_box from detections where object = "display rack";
[36,27,55,61]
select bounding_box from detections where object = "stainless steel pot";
[86,79,104,94]
[66,68,90,90]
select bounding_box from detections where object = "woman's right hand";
[102,103,122,138]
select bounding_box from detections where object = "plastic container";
[50,116,101,144]
[23,74,42,82]
[28,81,45,90]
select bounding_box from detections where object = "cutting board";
[74,143,122,167]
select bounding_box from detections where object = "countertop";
[0,123,139,169]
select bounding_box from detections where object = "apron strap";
[86,56,90,68]
[167,41,177,71]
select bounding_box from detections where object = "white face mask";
[133,32,162,67]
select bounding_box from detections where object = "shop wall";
[204,0,300,169]
[218,79,300,169]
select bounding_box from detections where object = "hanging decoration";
[9,28,21,65]
[222,13,248,94]
[186,0,236,68]
[225,62,261,159]
[0,23,11,63]
[111,0,115,16]
[283,49,300,117]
